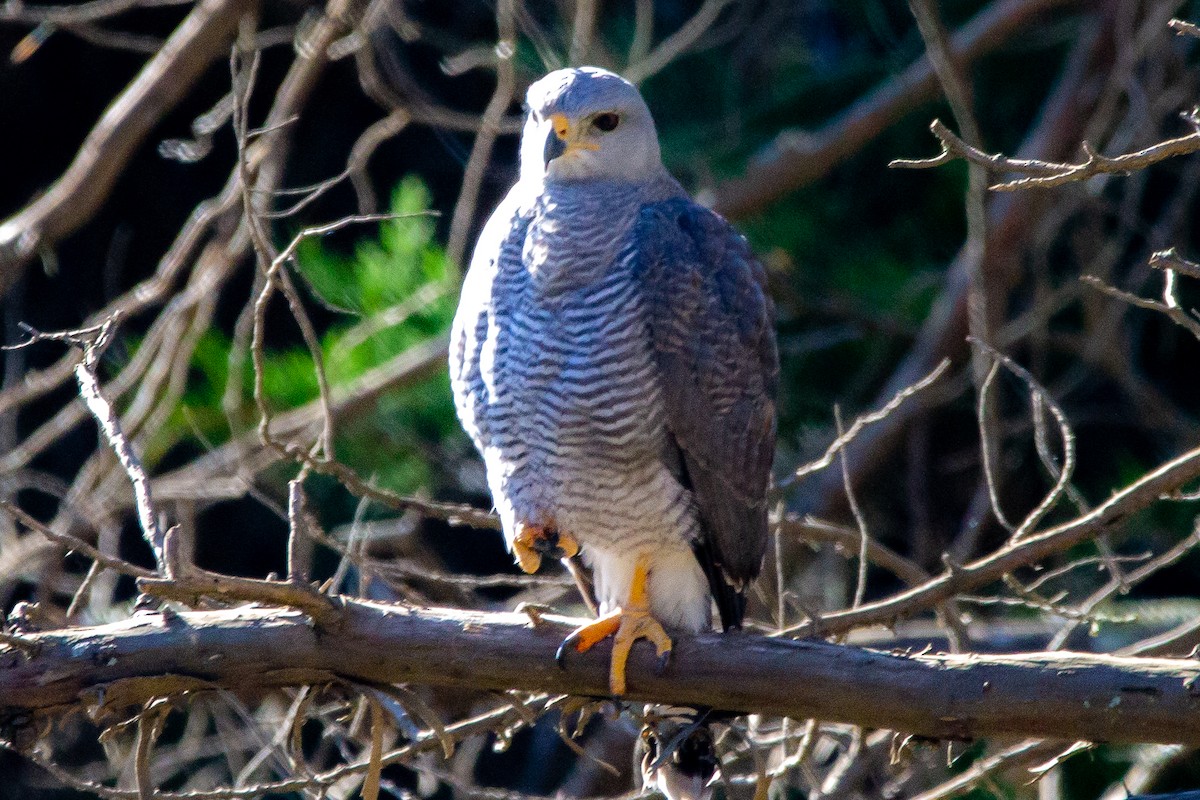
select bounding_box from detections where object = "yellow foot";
[556,556,672,695]
[512,524,580,574]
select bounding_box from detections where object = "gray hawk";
[450,66,778,698]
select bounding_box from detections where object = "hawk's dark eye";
[593,112,620,132]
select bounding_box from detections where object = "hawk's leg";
[557,554,672,695]
[512,524,580,573]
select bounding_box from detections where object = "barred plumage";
[450,67,777,690]
[452,177,713,628]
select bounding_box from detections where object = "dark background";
[3,1,1200,797]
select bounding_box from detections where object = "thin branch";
[779,358,949,489]
[1168,17,1200,39]
[31,23,165,57]
[781,440,1200,637]
[133,700,167,800]
[138,569,340,627]
[711,0,1076,219]
[151,336,460,510]
[1047,521,1200,651]
[8,316,174,574]
[249,213,415,456]
[567,0,598,66]
[0,0,244,296]
[970,339,1077,541]
[909,740,1072,800]
[1082,270,1200,342]
[781,515,929,588]
[624,0,734,85]
[0,500,154,579]
[909,0,1003,563]
[25,691,556,800]
[0,0,192,25]
[893,115,1200,191]
[802,15,1115,519]
[627,0,653,67]
[445,0,517,272]
[1149,247,1200,281]
[976,359,1016,532]
[834,407,870,609]
[75,334,169,576]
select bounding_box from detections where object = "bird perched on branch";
[450,66,777,698]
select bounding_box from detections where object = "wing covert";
[632,198,779,604]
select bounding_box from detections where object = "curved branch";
[710,0,1079,219]
[0,0,192,25]
[0,0,243,296]
[784,442,1200,637]
[892,116,1200,190]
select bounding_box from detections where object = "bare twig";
[908,740,1073,800]
[976,359,1016,532]
[0,500,153,579]
[627,0,654,67]
[1169,17,1200,39]
[568,0,598,66]
[1149,247,1200,280]
[8,316,174,574]
[249,213,415,453]
[0,0,244,296]
[893,115,1200,191]
[834,408,870,609]
[151,335,456,511]
[781,515,929,588]
[138,569,340,627]
[1082,269,1200,342]
[781,440,1200,637]
[804,12,1110,519]
[445,0,518,271]
[712,0,1077,219]
[780,359,950,489]
[624,0,734,85]
[28,690,556,800]
[133,700,168,800]
[1045,522,1200,651]
[970,339,1077,541]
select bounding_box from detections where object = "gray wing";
[632,198,778,627]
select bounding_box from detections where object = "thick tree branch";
[0,0,243,296]
[710,0,1079,220]
[3,600,1200,747]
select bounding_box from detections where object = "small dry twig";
[892,115,1200,191]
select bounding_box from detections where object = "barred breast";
[453,180,698,558]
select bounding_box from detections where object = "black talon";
[555,635,575,669]
[656,649,673,675]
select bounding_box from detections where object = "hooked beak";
[543,113,596,165]
[544,125,568,163]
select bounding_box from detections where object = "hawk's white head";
[520,67,664,184]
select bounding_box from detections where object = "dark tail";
[691,538,745,631]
